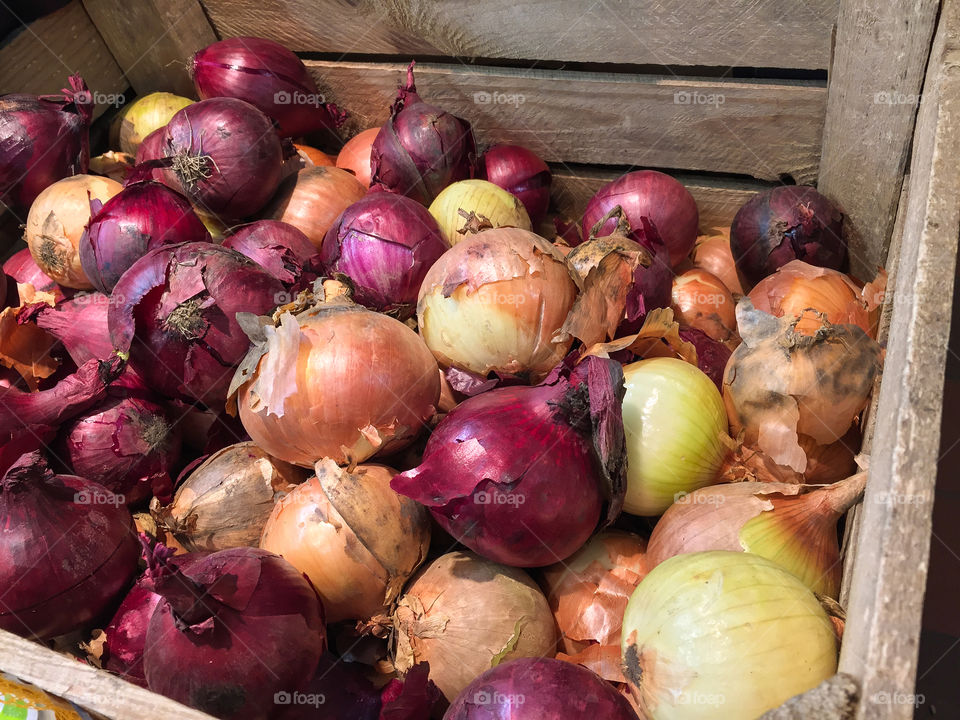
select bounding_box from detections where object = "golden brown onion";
[670,268,740,348]
[690,230,744,295]
[336,127,379,187]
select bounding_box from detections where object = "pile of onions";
[79,181,211,293]
[621,551,837,719]
[336,127,379,187]
[478,144,552,226]
[320,192,448,316]
[621,357,732,515]
[581,170,699,266]
[261,166,366,248]
[670,268,740,348]
[152,442,305,552]
[192,36,345,137]
[730,185,845,288]
[445,657,638,719]
[417,227,577,382]
[691,229,743,295]
[0,75,93,213]
[222,219,322,290]
[370,62,475,205]
[723,300,882,473]
[231,283,440,467]
[392,356,626,567]
[0,451,138,639]
[161,98,284,222]
[677,327,732,391]
[110,92,192,156]
[109,242,285,406]
[25,174,122,288]
[646,473,866,597]
[428,179,532,245]
[392,551,556,702]
[260,459,430,623]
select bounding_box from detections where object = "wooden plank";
[837,1,960,716]
[0,0,127,118]
[81,0,217,97]
[817,0,941,281]
[308,60,826,183]
[200,0,839,70]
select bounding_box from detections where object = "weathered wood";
[837,1,960,717]
[817,0,941,281]
[200,0,838,70]
[308,61,826,183]
[0,0,126,118]
[81,0,217,97]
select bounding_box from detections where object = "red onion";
[392,355,626,567]
[370,62,476,205]
[581,170,699,267]
[320,193,448,316]
[222,219,322,290]
[130,127,172,186]
[161,98,284,222]
[445,657,637,719]
[0,75,92,213]
[729,185,845,289]
[79,181,211,293]
[191,36,345,138]
[0,451,139,639]
[109,243,285,407]
[19,293,113,365]
[3,248,68,306]
[478,144,552,225]
[142,545,326,719]
[678,326,732,391]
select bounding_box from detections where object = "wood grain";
[200,0,839,70]
[308,60,826,183]
[817,0,941,281]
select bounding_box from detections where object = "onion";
[161,98,284,222]
[110,92,192,156]
[392,551,556,703]
[294,143,335,167]
[192,36,345,138]
[320,192,448,316]
[721,431,860,485]
[730,185,845,289]
[0,75,92,213]
[581,170,698,266]
[670,268,739,348]
[336,127,379,187]
[621,551,837,719]
[261,459,430,623]
[0,451,139,639]
[142,545,326,719]
[723,300,881,473]
[109,242,285,407]
[445,657,638,719]
[428,180,532,246]
[3,248,66,306]
[677,327,731,391]
[275,653,382,720]
[478,144,552,226]
[691,230,743,295]
[393,355,626,567]
[89,150,136,183]
[25,174,122,289]
[622,357,731,515]
[222,219,322,290]
[418,227,577,382]
[19,292,113,366]
[262,166,366,249]
[231,283,440,467]
[370,62,476,206]
[79,181,211,293]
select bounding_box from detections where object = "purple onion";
[679,327,732,391]
[222,219,322,290]
[479,144,552,226]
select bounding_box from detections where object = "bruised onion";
[691,230,743,295]
[0,451,138,639]
[677,327,731,391]
[222,219,322,290]
[392,551,556,702]
[428,180,532,246]
[336,127,379,187]
[670,268,739,348]
[110,92,192,156]
[478,144,552,226]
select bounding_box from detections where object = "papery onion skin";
[336,127,379,187]
[478,144,552,226]
[621,551,837,720]
[428,179,532,246]
[677,327,731,392]
[111,92,193,156]
[670,268,739,348]
[222,219,322,290]
[690,230,743,296]
[3,248,65,306]
[19,293,113,366]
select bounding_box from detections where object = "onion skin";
[691,230,743,296]
[336,127,379,187]
[19,293,113,366]
[3,248,66,306]
[111,92,192,156]
[428,179,532,246]
[670,268,739,348]
[677,327,731,392]
[478,144,552,226]
[222,219,322,290]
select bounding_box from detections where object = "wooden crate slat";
[308,60,826,183]
[200,0,838,71]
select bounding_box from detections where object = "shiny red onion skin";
[729,185,845,289]
[222,219,322,290]
[581,170,699,267]
[678,327,732,391]
[320,193,448,316]
[192,37,345,138]
[479,144,552,225]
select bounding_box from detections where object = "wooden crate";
[1,1,958,718]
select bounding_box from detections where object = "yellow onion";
[690,230,743,295]
[646,473,866,597]
[393,550,556,702]
[25,174,122,288]
[723,300,882,473]
[110,92,193,156]
[417,227,577,382]
[670,268,739,348]
[151,442,306,552]
[622,357,732,515]
[622,551,837,720]
[428,179,532,246]
[260,459,430,624]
